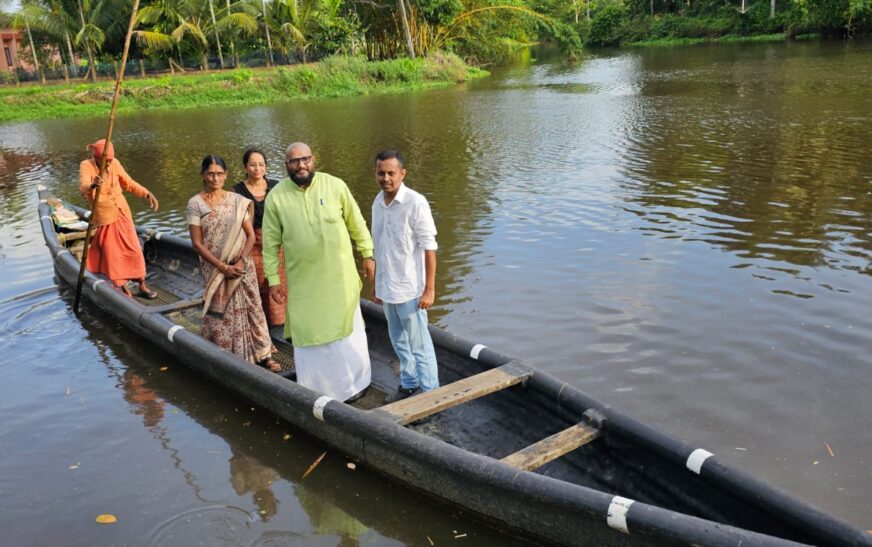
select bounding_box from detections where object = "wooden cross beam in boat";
[378,361,533,425]
[501,422,600,472]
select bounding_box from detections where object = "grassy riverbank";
[1,53,486,124]
[628,33,788,47]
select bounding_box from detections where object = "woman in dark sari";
[187,155,280,371]
[232,147,287,328]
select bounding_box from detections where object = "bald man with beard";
[262,142,375,402]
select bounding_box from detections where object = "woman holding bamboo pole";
[78,139,160,298]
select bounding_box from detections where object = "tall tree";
[75,0,109,82]
[207,0,225,68]
[11,1,46,83]
[215,0,258,66]
[264,0,321,63]
[398,0,415,57]
[260,0,274,66]
[135,0,212,71]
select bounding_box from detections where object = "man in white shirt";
[371,150,439,404]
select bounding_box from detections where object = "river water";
[1,40,871,545]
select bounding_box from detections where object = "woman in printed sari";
[231,147,286,328]
[187,155,280,372]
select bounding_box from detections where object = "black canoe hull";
[38,187,871,547]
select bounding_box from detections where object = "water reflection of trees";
[618,46,872,277]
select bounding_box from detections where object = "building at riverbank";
[1,29,24,72]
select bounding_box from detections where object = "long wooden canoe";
[38,186,871,546]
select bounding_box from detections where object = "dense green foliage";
[2,0,869,84]
[583,0,872,46]
[3,0,580,80]
[0,52,485,122]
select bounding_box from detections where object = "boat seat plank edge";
[378,361,532,425]
[501,422,600,471]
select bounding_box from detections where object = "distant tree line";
[1,0,869,83]
[572,0,872,46]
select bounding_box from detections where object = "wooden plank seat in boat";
[57,228,94,244]
[151,297,205,314]
[379,361,532,425]
[501,422,600,471]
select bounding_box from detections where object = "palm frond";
[134,29,176,51]
[216,12,259,34]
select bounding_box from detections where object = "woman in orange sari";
[231,147,286,327]
[187,155,279,371]
[78,139,159,298]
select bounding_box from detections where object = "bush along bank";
[581,1,870,47]
[0,53,487,124]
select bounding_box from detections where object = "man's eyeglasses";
[286,155,312,167]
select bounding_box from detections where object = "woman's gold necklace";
[203,189,224,207]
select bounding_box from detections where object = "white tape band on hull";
[313,396,333,422]
[607,496,634,534]
[686,448,714,475]
[91,279,105,290]
[167,325,184,343]
[470,344,487,360]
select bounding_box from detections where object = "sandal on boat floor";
[138,287,159,300]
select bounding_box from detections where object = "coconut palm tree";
[207,0,224,68]
[215,0,259,66]
[265,0,320,63]
[74,0,112,82]
[11,0,49,83]
[135,0,212,71]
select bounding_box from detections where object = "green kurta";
[262,172,373,346]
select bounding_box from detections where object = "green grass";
[628,33,786,47]
[0,52,487,124]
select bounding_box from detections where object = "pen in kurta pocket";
[320,198,323,205]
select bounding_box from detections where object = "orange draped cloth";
[79,157,150,286]
[86,208,146,287]
[78,158,149,226]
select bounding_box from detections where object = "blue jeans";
[384,298,439,391]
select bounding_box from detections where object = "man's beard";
[288,167,315,186]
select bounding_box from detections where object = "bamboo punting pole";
[73,0,142,315]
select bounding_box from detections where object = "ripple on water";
[148,505,265,547]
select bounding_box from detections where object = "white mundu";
[293,306,371,401]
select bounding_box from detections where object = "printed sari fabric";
[187,192,272,364]
[232,179,286,327]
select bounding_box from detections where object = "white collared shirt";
[372,183,438,304]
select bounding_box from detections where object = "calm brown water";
[2,39,872,545]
